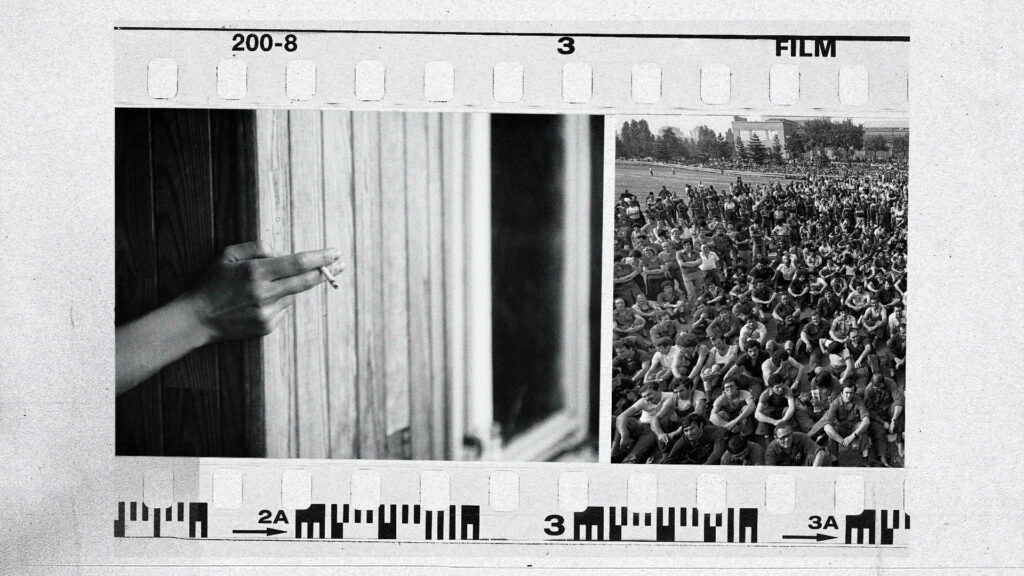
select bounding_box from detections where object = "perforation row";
[141,468,873,516]
[145,58,871,105]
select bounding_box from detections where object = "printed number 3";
[544,514,565,536]
[557,37,575,55]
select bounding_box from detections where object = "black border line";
[112,27,909,42]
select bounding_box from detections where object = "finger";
[268,268,327,299]
[263,248,341,280]
[223,241,276,262]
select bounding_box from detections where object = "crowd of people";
[611,161,907,467]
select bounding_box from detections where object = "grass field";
[615,161,790,199]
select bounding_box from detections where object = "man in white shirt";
[612,382,677,463]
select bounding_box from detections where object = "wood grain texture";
[404,113,434,460]
[210,109,261,457]
[379,113,411,449]
[150,108,221,456]
[114,108,163,456]
[352,112,388,458]
[321,111,359,459]
[255,109,297,458]
[426,113,449,460]
[287,110,330,459]
[441,113,465,460]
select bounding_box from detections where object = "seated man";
[760,348,809,396]
[650,377,708,460]
[859,294,888,348]
[738,316,769,353]
[724,339,768,400]
[755,374,815,439]
[764,422,828,466]
[611,382,677,464]
[643,337,680,389]
[709,379,757,436]
[661,414,727,465]
[829,309,858,343]
[818,383,872,462]
[707,306,742,343]
[844,329,880,392]
[804,370,841,431]
[612,337,652,386]
[864,373,905,467]
[720,434,765,465]
[771,294,802,351]
[818,339,854,384]
[797,311,829,368]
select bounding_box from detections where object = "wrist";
[173,291,217,349]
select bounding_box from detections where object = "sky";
[612,115,908,138]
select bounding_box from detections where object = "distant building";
[731,118,802,158]
[860,122,909,159]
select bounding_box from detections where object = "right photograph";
[610,115,907,467]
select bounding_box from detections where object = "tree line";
[616,118,908,165]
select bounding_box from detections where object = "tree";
[735,136,747,161]
[801,117,835,160]
[654,126,683,162]
[864,134,888,161]
[636,119,655,158]
[748,133,766,165]
[890,134,909,159]
[717,132,731,159]
[834,119,864,162]
[692,125,719,160]
[784,130,806,159]
[619,121,636,158]
[771,134,783,163]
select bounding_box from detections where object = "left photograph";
[115,109,602,461]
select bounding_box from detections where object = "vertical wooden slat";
[441,113,466,460]
[288,110,330,459]
[322,111,359,459]
[353,112,388,458]
[151,109,221,456]
[256,109,296,459]
[405,113,434,460]
[210,109,261,457]
[380,113,411,457]
[115,108,163,455]
[426,113,448,460]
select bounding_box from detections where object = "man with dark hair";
[720,434,764,465]
[798,311,829,368]
[612,381,676,464]
[661,414,726,465]
[821,383,872,462]
[755,374,815,438]
[864,373,905,467]
[764,422,828,466]
[709,379,757,436]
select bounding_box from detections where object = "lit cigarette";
[319,266,339,289]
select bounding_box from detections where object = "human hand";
[842,434,855,448]
[184,242,345,343]
[657,433,669,446]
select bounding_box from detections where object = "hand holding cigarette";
[115,241,345,395]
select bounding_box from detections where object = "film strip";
[103,22,910,564]
[109,462,908,548]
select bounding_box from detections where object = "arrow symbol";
[232,527,287,536]
[782,533,836,542]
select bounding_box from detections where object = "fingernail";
[328,248,341,260]
[330,261,347,275]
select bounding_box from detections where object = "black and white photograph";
[610,114,908,467]
[115,109,602,461]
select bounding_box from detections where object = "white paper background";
[1,1,1022,574]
